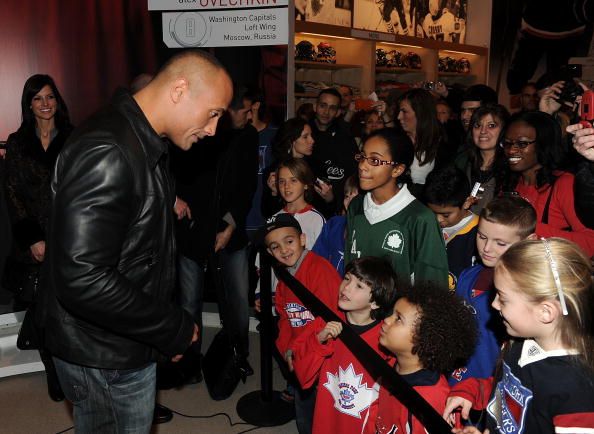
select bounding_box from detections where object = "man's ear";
[170,77,189,104]
[252,101,261,111]
[370,300,379,310]
[526,232,538,241]
[300,233,307,247]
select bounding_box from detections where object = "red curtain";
[0,0,158,139]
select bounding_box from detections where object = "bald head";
[135,49,233,151]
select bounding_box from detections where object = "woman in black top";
[4,74,72,401]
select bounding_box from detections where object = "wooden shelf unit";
[289,21,489,115]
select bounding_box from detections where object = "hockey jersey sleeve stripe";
[554,412,594,433]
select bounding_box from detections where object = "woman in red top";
[501,111,594,256]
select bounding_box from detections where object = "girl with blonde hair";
[444,237,594,434]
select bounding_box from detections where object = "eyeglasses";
[499,139,536,150]
[355,153,396,166]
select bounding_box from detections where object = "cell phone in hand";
[470,182,483,198]
[316,177,330,186]
[579,89,594,128]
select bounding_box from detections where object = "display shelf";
[295,92,318,98]
[288,21,489,116]
[438,71,473,77]
[296,61,361,70]
[375,66,423,74]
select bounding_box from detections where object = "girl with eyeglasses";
[345,128,449,288]
[444,237,594,434]
[501,111,594,257]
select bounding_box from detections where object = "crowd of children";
[254,82,594,434]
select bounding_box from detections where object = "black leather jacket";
[43,90,194,369]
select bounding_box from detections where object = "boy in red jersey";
[263,213,342,433]
[292,257,398,434]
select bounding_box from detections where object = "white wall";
[465,0,492,49]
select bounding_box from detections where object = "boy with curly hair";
[375,282,477,434]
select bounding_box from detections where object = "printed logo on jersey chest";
[381,230,404,254]
[487,363,533,434]
[323,363,379,419]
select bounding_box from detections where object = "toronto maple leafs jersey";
[375,369,450,434]
[293,318,390,434]
[345,194,448,288]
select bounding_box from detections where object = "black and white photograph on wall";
[296,0,352,27]
[416,0,466,42]
[354,0,466,43]
[354,0,415,35]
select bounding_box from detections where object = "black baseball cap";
[260,213,302,244]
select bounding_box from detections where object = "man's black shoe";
[179,351,203,384]
[153,403,173,425]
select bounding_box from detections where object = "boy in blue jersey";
[424,166,478,290]
[450,196,536,386]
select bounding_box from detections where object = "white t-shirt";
[410,153,435,185]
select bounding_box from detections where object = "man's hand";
[314,180,334,203]
[267,172,278,195]
[30,241,46,262]
[567,123,594,162]
[174,196,192,220]
[254,298,261,313]
[171,323,199,362]
[284,350,294,372]
[434,81,448,98]
[214,225,234,252]
[539,81,563,115]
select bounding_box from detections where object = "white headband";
[542,238,568,316]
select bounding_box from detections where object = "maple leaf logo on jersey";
[323,363,379,419]
[382,230,404,254]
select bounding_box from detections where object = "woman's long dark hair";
[502,111,566,192]
[467,104,509,191]
[398,88,442,165]
[271,117,308,162]
[21,74,71,131]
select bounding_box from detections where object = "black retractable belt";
[275,266,452,434]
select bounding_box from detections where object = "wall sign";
[149,0,288,11]
[162,9,288,47]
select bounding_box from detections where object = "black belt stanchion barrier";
[236,248,295,426]
[274,267,452,434]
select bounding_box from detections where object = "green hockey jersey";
[345,187,448,288]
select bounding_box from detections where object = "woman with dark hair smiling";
[501,110,594,256]
[397,88,451,195]
[4,74,73,401]
[462,103,510,213]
